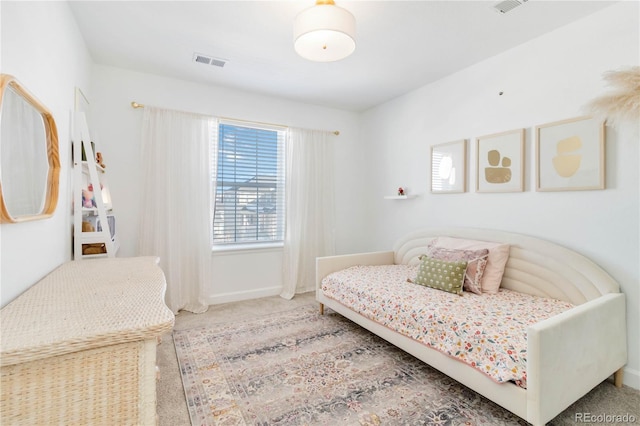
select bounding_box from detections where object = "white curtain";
[139,107,216,314]
[281,127,335,299]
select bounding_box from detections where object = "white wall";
[0,1,92,307]
[360,2,639,388]
[88,65,363,303]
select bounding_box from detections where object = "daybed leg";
[319,303,324,315]
[614,368,624,388]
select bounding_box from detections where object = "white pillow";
[429,236,510,294]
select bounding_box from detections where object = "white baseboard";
[622,366,640,390]
[206,286,282,305]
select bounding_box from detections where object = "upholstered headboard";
[392,228,619,305]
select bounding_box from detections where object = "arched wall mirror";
[0,74,60,223]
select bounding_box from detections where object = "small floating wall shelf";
[384,195,418,200]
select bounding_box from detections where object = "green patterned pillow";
[413,256,467,295]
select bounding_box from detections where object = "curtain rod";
[130,101,340,136]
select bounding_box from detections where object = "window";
[212,121,286,245]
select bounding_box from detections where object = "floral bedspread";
[321,264,574,388]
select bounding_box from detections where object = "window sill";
[211,242,284,255]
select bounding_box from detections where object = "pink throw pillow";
[429,237,510,294]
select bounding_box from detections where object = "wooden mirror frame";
[0,74,60,223]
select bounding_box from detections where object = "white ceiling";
[68,1,616,112]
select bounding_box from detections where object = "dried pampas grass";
[585,66,640,127]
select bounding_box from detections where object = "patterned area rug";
[173,304,527,425]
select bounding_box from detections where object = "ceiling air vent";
[193,53,227,68]
[493,0,528,14]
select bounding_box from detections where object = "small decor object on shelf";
[384,187,417,200]
[96,152,106,169]
[82,186,95,208]
[82,183,104,208]
[81,220,106,255]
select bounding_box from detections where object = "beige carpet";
[157,292,639,426]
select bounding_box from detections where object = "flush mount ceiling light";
[294,0,356,62]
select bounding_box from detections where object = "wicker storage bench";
[1,257,175,425]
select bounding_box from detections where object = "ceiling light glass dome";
[294,0,356,62]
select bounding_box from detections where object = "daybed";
[316,228,627,426]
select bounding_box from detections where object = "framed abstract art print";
[431,139,467,193]
[475,128,524,193]
[535,116,605,191]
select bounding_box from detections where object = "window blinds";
[212,122,286,244]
